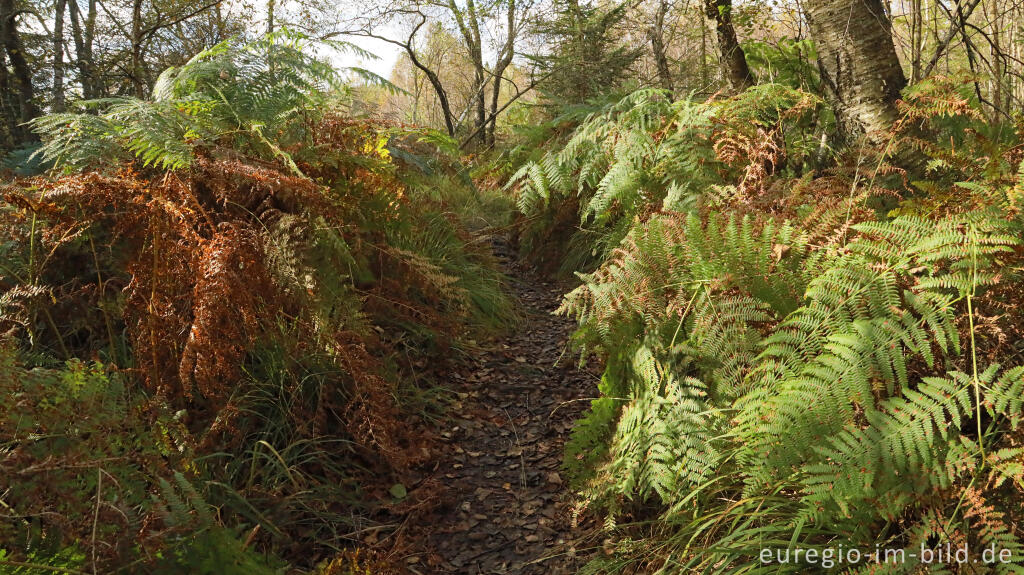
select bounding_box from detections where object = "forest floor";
[402,237,600,574]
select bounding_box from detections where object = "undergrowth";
[508,84,825,276]
[509,77,1024,573]
[0,31,510,572]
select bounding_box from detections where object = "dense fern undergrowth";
[0,33,513,573]
[509,79,1024,573]
[6,27,1024,575]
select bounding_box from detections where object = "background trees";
[529,0,640,104]
[348,0,1023,149]
[341,0,531,147]
[3,0,1022,158]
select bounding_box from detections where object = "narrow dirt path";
[409,238,597,574]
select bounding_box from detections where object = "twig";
[91,466,103,575]
[0,560,88,575]
[459,71,554,150]
[503,407,527,493]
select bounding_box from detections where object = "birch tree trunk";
[804,0,906,142]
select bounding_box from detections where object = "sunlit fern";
[30,29,395,174]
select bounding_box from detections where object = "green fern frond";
[32,29,345,174]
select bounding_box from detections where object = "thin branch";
[141,0,221,38]
[338,14,458,135]
[922,0,984,77]
[459,70,552,149]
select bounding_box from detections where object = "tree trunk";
[469,12,486,137]
[53,0,67,111]
[411,65,421,124]
[699,4,708,90]
[131,0,146,97]
[388,15,458,136]
[214,1,224,41]
[68,0,98,98]
[804,0,907,142]
[422,66,455,136]
[449,0,487,146]
[0,50,16,148]
[648,0,674,92]
[1,0,39,142]
[986,0,1006,119]
[473,65,485,145]
[487,0,516,146]
[910,0,922,82]
[704,0,753,92]
[403,40,455,136]
[487,70,505,146]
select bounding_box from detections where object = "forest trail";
[407,238,597,574]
